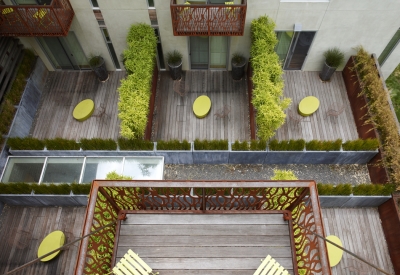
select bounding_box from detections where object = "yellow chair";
[112,249,158,275]
[254,255,289,275]
[2,7,21,25]
[33,7,53,28]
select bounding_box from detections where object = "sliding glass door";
[190,36,228,69]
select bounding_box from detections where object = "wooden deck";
[276,71,359,141]
[152,71,250,141]
[322,208,395,275]
[116,213,294,275]
[0,206,86,275]
[31,71,125,140]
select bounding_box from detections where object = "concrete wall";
[381,42,400,79]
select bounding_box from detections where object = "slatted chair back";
[325,104,345,119]
[214,104,231,120]
[287,109,303,125]
[253,255,289,275]
[173,79,186,97]
[112,249,159,275]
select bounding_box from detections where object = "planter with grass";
[89,56,109,82]
[229,140,267,164]
[155,140,193,164]
[193,139,229,164]
[265,139,306,164]
[167,50,183,80]
[319,47,345,82]
[231,53,246,80]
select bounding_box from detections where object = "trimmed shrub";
[71,183,91,194]
[118,138,154,151]
[80,138,117,150]
[250,16,291,140]
[306,139,342,151]
[194,139,229,150]
[231,140,249,151]
[354,47,400,189]
[0,182,32,194]
[250,140,267,151]
[353,183,396,196]
[271,169,298,180]
[105,171,132,180]
[119,23,157,139]
[342,138,379,151]
[45,138,80,150]
[156,139,191,150]
[268,139,305,151]
[31,183,71,195]
[7,137,45,150]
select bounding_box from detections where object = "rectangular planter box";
[335,150,378,164]
[155,151,193,164]
[9,149,155,157]
[0,193,88,206]
[193,151,229,164]
[229,151,267,164]
[264,150,305,164]
[320,195,391,208]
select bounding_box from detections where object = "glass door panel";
[275,31,293,64]
[210,36,227,69]
[37,37,75,70]
[190,36,209,69]
[285,31,316,70]
[60,32,90,69]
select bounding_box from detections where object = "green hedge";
[269,139,305,151]
[45,138,80,150]
[118,138,154,150]
[194,139,228,150]
[7,137,45,150]
[157,139,191,150]
[0,182,92,195]
[342,138,379,151]
[317,183,396,196]
[306,139,342,151]
[118,23,157,139]
[231,140,266,151]
[250,16,291,140]
[80,138,117,150]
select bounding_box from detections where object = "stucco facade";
[14,0,400,78]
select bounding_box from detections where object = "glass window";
[123,157,164,180]
[275,31,294,64]
[147,0,155,8]
[90,0,99,8]
[82,157,123,183]
[1,157,45,183]
[101,28,121,69]
[379,28,400,66]
[42,157,84,184]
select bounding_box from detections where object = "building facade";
[3,0,400,79]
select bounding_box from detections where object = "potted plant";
[167,50,183,80]
[89,55,109,82]
[319,47,345,82]
[231,52,246,80]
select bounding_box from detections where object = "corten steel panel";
[170,0,246,36]
[0,0,74,37]
[75,180,331,275]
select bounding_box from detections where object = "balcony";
[0,0,74,37]
[170,0,247,36]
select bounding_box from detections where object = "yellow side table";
[326,235,343,267]
[73,99,95,122]
[193,95,211,118]
[37,230,65,262]
[298,96,320,116]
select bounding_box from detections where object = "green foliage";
[194,139,228,150]
[352,183,396,196]
[117,138,154,150]
[323,47,345,68]
[231,52,246,66]
[7,137,45,150]
[89,56,103,68]
[71,183,91,194]
[45,138,80,150]
[268,139,305,151]
[166,50,182,66]
[342,138,379,151]
[0,101,16,135]
[0,182,32,194]
[80,138,117,150]
[231,140,249,151]
[105,171,132,180]
[32,183,71,194]
[119,23,157,139]
[250,16,291,140]
[250,140,267,151]
[386,63,400,121]
[271,169,298,180]
[354,46,400,189]
[305,139,342,151]
[317,183,352,195]
[156,139,191,150]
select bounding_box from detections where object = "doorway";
[37,32,89,70]
[275,31,316,70]
[190,36,228,69]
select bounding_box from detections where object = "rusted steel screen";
[170,0,246,36]
[75,181,331,275]
[0,0,74,37]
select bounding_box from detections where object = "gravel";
[164,164,371,184]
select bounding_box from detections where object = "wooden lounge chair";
[113,249,159,275]
[254,255,289,275]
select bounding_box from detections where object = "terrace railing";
[75,180,331,275]
[0,0,74,37]
[170,0,246,36]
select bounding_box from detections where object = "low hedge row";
[0,182,395,196]
[7,137,380,151]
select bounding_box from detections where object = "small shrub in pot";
[319,47,345,82]
[167,50,183,80]
[231,52,246,80]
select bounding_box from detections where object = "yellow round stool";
[298,96,320,116]
[326,235,343,267]
[193,95,211,119]
[37,230,65,262]
[73,99,95,121]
